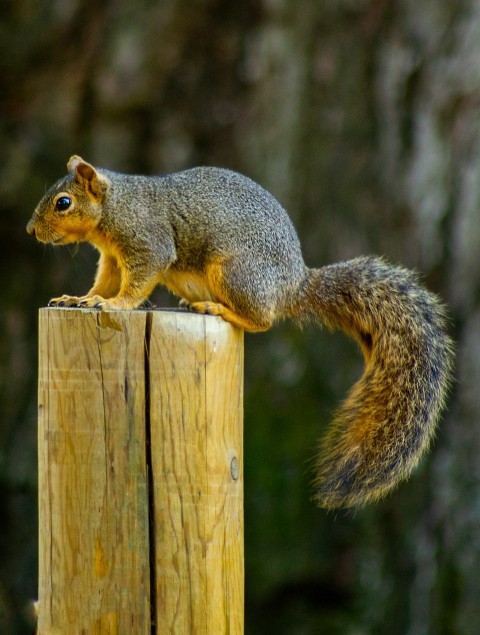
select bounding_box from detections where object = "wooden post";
[37,308,244,635]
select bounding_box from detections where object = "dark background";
[1,1,479,633]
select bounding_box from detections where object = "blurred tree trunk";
[1,1,479,634]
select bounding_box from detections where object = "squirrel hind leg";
[184,258,279,332]
[189,301,273,332]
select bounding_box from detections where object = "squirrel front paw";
[48,294,83,307]
[77,295,110,309]
[48,294,110,309]
[78,296,143,310]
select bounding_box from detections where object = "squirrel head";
[27,156,109,245]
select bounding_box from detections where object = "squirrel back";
[27,156,454,509]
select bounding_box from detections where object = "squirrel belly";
[27,156,454,509]
[290,258,454,509]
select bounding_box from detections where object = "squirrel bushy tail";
[291,256,453,509]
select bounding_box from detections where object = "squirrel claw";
[73,295,108,309]
[48,295,81,307]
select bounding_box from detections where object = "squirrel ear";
[67,155,85,174]
[67,155,107,199]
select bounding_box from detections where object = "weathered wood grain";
[149,311,244,634]
[37,308,244,634]
[37,308,150,634]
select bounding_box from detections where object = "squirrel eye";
[55,196,72,211]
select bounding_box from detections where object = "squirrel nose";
[26,220,36,237]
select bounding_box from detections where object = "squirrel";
[27,155,454,509]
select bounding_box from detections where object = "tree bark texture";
[1,1,478,634]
